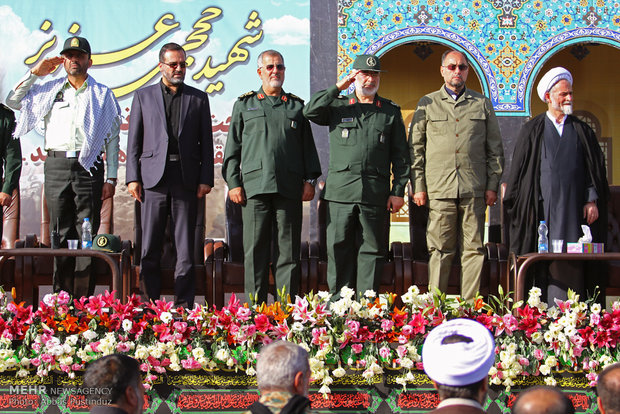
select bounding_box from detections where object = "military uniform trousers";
[242,193,302,304]
[140,161,197,307]
[44,155,103,298]
[427,197,486,300]
[326,200,388,297]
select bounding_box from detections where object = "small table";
[509,251,620,303]
[0,248,129,304]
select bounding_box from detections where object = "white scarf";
[13,75,121,172]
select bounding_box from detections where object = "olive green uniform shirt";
[223,88,321,199]
[303,85,410,206]
[409,87,503,199]
[0,104,22,195]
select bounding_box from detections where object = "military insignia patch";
[54,91,64,102]
[71,37,80,47]
[96,236,108,249]
[257,93,265,100]
[281,95,288,102]
[349,98,355,105]
[366,57,377,67]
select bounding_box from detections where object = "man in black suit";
[126,42,213,307]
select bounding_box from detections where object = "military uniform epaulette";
[288,93,304,103]
[238,91,256,100]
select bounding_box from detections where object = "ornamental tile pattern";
[337,0,620,115]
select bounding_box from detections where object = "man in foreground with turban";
[422,318,495,413]
[503,67,608,304]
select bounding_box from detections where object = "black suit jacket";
[126,82,214,190]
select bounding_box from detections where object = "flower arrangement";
[0,285,618,395]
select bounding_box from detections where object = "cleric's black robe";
[504,113,609,255]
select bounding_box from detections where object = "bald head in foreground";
[597,363,620,414]
[512,386,575,414]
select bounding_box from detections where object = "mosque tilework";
[337,0,620,115]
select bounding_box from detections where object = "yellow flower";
[473,0,482,9]
[366,18,377,29]
[614,15,620,26]
[349,43,361,53]
[468,20,481,31]
[519,44,530,54]
[392,13,404,24]
[533,0,543,9]
[485,44,496,54]
[535,20,547,31]
[443,14,454,24]
[364,0,373,8]
[561,14,572,25]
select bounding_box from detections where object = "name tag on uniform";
[379,133,385,144]
[342,129,349,139]
[341,117,353,123]
[247,107,258,111]
[291,120,297,129]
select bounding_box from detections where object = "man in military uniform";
[245,341,312,414]
[0,104,22,241]
[303,54,410,298]
[223,50,321,304]
[409,49,504,300]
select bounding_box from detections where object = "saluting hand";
[336,69,360,91]
[31,56,64,77]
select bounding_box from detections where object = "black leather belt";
[47,150,80,158]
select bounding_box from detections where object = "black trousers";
[44,156,103,298]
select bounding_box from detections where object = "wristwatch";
[105,178,117,186]
[305,178,317,186]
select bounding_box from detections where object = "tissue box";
[566,243,604,253]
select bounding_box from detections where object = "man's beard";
[552,96,573,115]
[355,79,379,97]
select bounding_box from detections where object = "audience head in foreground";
[597,363,620,414]
[512,386,575,414]
[83,354,144,414]
[422,318,495,413]
[246,340,312,414]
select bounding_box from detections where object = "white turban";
[537,67,573,102]
[422,318,495,386]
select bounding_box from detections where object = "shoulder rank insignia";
[349,98,356,105]
[388,99,400,108]
[288,93,304,103]
[238,91,256,100]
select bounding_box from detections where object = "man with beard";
[303,54,410,298]
[223,50,321,304]
[127,42,213,307]
[409,49,504,300]
[503,67,608,304]
[6,36,120,298]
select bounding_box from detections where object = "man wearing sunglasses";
[6,36,120,299]
[409,49,504,300]
[223,50,321,304]
[303,54,410,299]
[127,42,214,308]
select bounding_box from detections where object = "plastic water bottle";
[537,220,548,253]
[82,218,93,249]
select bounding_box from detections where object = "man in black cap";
[6,36,120,298]
[304,54,410,298]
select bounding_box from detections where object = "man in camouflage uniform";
[244,341,312,414]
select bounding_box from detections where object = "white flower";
[292,322,304,332]
[215,348,229,361]
[135,345,149,360]
[590,303,602,314]
[531,332,543,344]
[332,367,346,378]
[42,294,56,307]
[122,319,133,332]
[318,384,331,395]
[83,330,98,341]
[160,312,173,324]
[544,376,557,386]
[540,364,551,375]
[317,291,332,302]
[363,290,376,298]
[192,348,205,359]
[545,356,557,367]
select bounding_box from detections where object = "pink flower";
[401,325,413,336]
[381,319,394,331]
[139,363,149,372]
[519,357,530,366]
[351,344,363,354]
[254,314,272,333]
[41,354,54,364]
[396,345,407,358]
[379,346,390,360]
[116,342,131,352]
[534,349,545,360]
[57,291,70,305]
[181,358,202,370]
[30,358,41,367]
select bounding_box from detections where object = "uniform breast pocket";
[286,110,303,136]
[333,119,357,146]
[428,112,448,135]
[373,113,390,150]
[241,109,266,133]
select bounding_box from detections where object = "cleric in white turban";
[536,66,573,102]
[422,318,495,413]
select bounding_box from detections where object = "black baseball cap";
[60,36,91,56]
